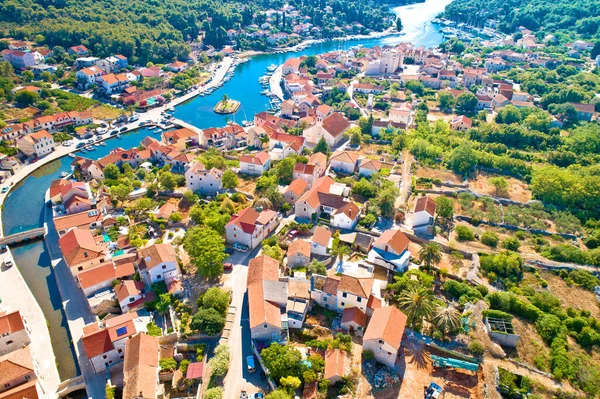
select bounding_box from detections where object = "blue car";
[224,247,234,255]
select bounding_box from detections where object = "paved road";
[0,249,61,399]
[222,246,270,398]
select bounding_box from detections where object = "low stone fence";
[455,215,578,241]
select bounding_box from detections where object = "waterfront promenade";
[0,248,60,399]
[269,64,284,101]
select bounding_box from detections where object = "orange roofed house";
[294,176,360,230]
[122,333,160,399]
[413,196,436,236]
[368,229,411,272]
[239,151,271,176]
[137,243,180,285]
[247,255,288,342]
[58,229,108,275]
[225,207,279,250]
[17,129,54,158]
[0,310,30,357]
[82,312,141,373]
[0,346,40,399]
[362,307,407,367]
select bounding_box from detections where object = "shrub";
[480,252,523,282]
[204,387,224,399]
[455,225,475,241]
[502,237,521,251]
[535,314,563,344]
[482,309,513,320]
[159,358,177,372]
[146,322,162,337]
[481,231,499,247]
[468,340,485,356]
[443,279,483,304]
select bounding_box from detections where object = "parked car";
[3,260,14,268]
[288,230,299,239]
[233,242,249,252]
[119,127,128,132]
[246,355,256,373]
[0,245,7,253]
[1,186,8,194]
[223,262,233,271]
[224,247,234,255]
[250,394,264,399]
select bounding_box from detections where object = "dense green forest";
[0,0,394,64]
[443,0,600,41]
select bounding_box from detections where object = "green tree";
[202,287,230,315]
[204,387,224,399]
[438,91,455,112]
[221,169,238,189]
[446,144,477,176]
[111,183,132,207]
[265,390,292,399]
[280,376,301,390]
[502,237,521,252]
[455,92,478,115]
[208,344,230,378]
[418,243,443,272]
[183,227,227,278]
[15,90,40,105]
[190,308,225,335]
[307,259,327,276]
[313,138,330,155]
[375,187,397,218]
[254,197,273,210]
[489,176,508,197]
[397,286,435,327]
[455,225,475,241]
[481,231,499,248]
[260,343,302,382]
[350,128,361,146]
[275,157,295,185]
[395,17,403,31]
[159,172,176,191]
[435,196,454,230]
[535,314,563,344]
[159,358,177,371]
[433,305,462,337]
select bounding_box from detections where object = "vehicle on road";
[224,247,234,255]
[3,260,14,268]
[0,245,7,253]
[120,127,128,132]
[129,114,140,122]
[233,242,249,252]
[249,394,264,399]
[246,355,256,373]
[223,262,233,271]
[110,130,119,136]
[288,229,299,239]
[1,186,9,194]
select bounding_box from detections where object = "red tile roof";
[0,311,25,335]
[414,196,436,216]
[324,349,345,380]
[58,229,104,267]
[341,307,367,328]
[240,151,270,166]
[363,307,407,350]
[321,113,350,138]
[123,333,159,399]
[338,275,373,298]
[76,262,116,289]
[312,226,332,247]
[374,229,410,254]
[288,239,311,258]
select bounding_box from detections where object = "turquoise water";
[3,0,450,380]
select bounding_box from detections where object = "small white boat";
[149,126,158,130]
[60,171,69,178]
[267,64,277,72]
[85,146,94,151]
[100,142,107,146]
[116,134,122,138]
[68,153,76,158]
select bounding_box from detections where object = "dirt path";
[397,149,413,209]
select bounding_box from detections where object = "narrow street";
[222,246,270,398]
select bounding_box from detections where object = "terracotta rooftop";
[123,333,159,399]
[321,112,350,138]
[115,280,145,303]
[76,262,116,289]
[363,307,407,350]
[324,349,346,380]
[338,275,373,298]
[58,229,105,267]
[287,239,311,258]
[341,307,367,328]
[414,196,436,216]
[312,226,332,247]
[0,310,25,335]
[374,229,410,254]
[285,178,308,197]
[240,151,270,166]
[330,151,358,165]
[138,244,177,271]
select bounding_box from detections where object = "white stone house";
[239,151,271,176]
[0,310,31,357]
[362,307,407,367]
[138,244,179,285]
[185,160,223,195]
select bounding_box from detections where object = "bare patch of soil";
[468,172,532,203]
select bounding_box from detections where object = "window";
[118,349,122,353]
[341,302,345,307]
[264,324,268,328]
[6,340,13,345]
[4,383,11,389]
[103,355,108,359]
[157,274,162,279]
[342,292,347,298]
[162,265,166,269]
[378,340,384,344]
[78,266,83,271]
[129,297,135,303]
[357,326,362,331]
[357,297,362,303]
[323,297,327,302]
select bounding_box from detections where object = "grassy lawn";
[91,104,124,120]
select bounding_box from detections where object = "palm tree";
[432,305,462,337]
[419,243,443,273]
[253,197,273,210]
[397,286,435,327]
[334,244,350,273]
[221,94,229,105]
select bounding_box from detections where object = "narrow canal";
[3,0,450,381]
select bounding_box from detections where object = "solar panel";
[116,326,128,336]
